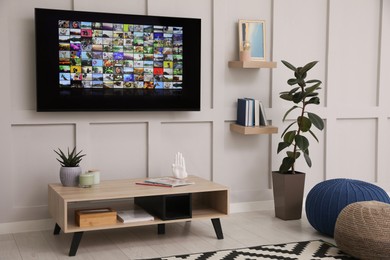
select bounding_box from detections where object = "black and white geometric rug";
[145,240,357,260]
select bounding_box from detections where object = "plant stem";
[292,84,307,174]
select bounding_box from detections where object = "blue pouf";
[305,178,390,237]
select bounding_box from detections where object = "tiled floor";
[0,210,334,259]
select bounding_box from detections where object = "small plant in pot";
[54,147,85,187]
[272,60,324,220]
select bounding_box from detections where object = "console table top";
[48,175,228,202]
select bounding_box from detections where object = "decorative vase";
[60,166,82,187]
[239,41,251,61]
[272,171,305,220]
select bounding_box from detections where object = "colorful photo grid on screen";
[58,20,183,89]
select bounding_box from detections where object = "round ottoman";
[334,201,390,259]
[305,178,390,236]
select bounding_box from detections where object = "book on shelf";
[117,208,154,223]
[136,176,195,188]
[236,98,248,126]
[236,98,268,127]
[246,98,254,126]
[259,101,268,126]
[254,99,260,126]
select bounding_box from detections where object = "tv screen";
[35,8,201,111]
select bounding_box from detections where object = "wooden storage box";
[75,208,117,227]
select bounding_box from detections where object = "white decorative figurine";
[172,152,188,179]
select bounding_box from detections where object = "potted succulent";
[54,147,85,187]
[272,60,324,220]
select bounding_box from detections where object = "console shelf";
[228,60,277,69]
[230,123,278,135]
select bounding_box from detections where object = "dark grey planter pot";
[60,166,82,186]
[272,171,306,220]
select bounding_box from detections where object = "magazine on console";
[137,176,195,187]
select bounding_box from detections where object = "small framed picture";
[238,20,266,61]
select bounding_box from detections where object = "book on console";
[117,209,154,223]
[138,177,195,187]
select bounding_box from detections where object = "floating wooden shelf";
[228,60,277,69]
[230,123,278,135]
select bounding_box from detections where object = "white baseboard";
[0,218,54,235]
[0,201,274,234]
[229,200,274,213]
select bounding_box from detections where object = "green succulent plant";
[54,147,85,167]
[277,60,325,174]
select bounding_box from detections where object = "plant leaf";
[304,82,321,95]
[305,97,320,105]
[280,121,296,137]
[301,61,318,73]
[288,87,300,95]
[306,79,322,84]
[303,150,312,167]
[281,60,296,71]
[279,157,295,173]
[287,79,298,86]
[305,92,319,98]
[292,92,304,103]
[287,151,301,159]
[307,112,324,130]
[295,68,308,81]
[284,131,296,144]
[280,93,293,101]
[277,142,291,153]
[308,129,319,142]
[298,116,312,132]
[282,106,299,121]
[295,135,309,151]
[69,147,76,160]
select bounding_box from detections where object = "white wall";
[0,0,389,224]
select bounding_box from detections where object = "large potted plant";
[54,147,85,187]
[273,60,324,220]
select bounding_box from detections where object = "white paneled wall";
[160,122,212,180]
[10,124,75,221]
[331,119,377,182]
[0,0,389,225]
[328,0,381,108]
[89,123,148,180]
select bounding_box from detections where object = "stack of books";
[236,98,268,127]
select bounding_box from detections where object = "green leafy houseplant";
[54,147,85,167]
[277,60,324,174]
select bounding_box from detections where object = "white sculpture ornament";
[172,152,188,179]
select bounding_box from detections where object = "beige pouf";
[334,201,390,260]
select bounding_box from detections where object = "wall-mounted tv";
[35,8,201,111]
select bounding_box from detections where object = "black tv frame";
[35,8,201,111]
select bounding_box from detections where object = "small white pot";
[60,166,82,187]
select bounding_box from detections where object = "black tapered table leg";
[211,218,224,239]
[157,224,165,235]
[53,223,61,235]
[69,232,83,256]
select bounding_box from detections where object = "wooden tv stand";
[48,175,229,256]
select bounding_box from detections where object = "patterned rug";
[144,240,356,260]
